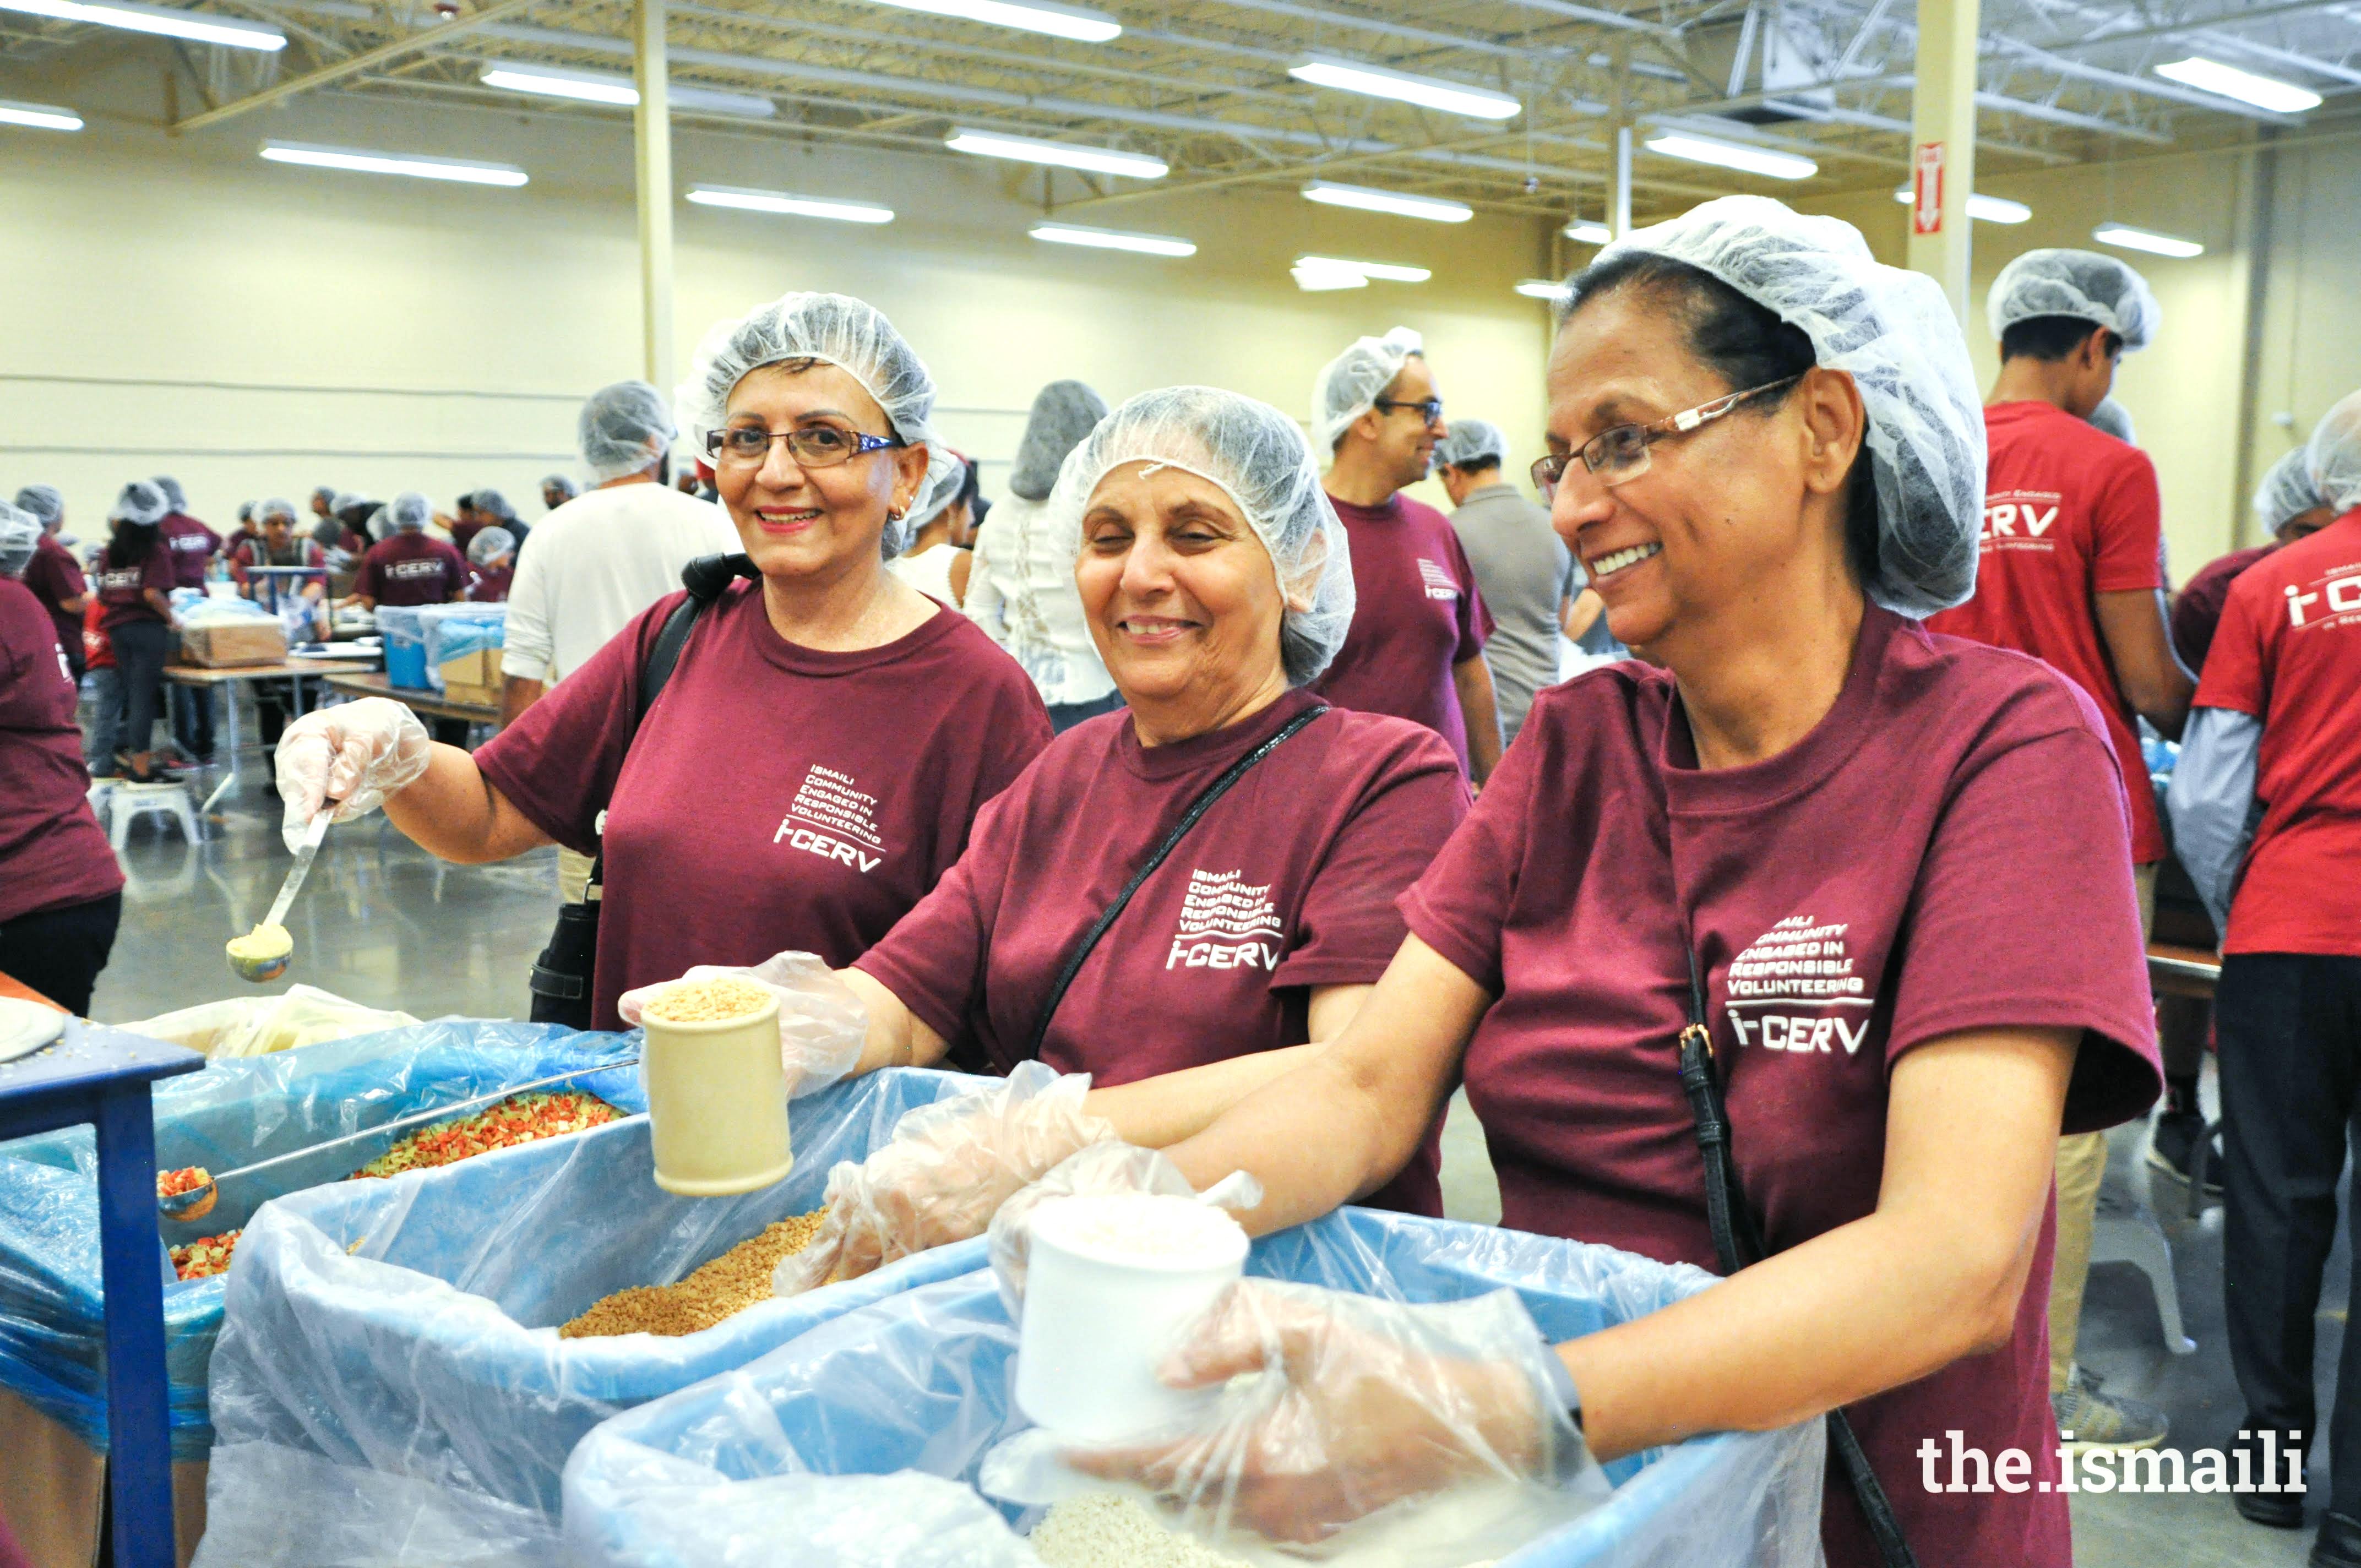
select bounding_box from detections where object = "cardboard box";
[439,645,503,707]
[179,619,289,668]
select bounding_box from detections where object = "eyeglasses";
[1530,376,1801,497]
[705,424,904,468]
[1373,397,1445,424]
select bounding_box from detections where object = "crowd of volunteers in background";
[3,188,2360,1568]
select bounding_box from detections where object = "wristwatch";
[1535,1336,1589,1487]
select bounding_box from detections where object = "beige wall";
[0,88,1557,538]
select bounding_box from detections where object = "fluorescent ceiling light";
[1889,188,2031,224]
[1563,220,1611,244]
[688,185,893,224]
[1292,263,1369,292]
[480,63,774,117]
[1289,56,1519,121]
[0,96,82,131]
[0,0,283,49]
[945,126,1165,178]
[1297,254,1430,284]
[260,140,528,188]
[1644,132,1816,181]
[2155,56,2320,114]
[1302,181,1472,223]
[861,0,1119,43]
[1031,221,1195,257]
[2094,222,2205,259]
[1516,278,1573,302]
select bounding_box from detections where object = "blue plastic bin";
[0,1021,638,1459]
[194,1067,1001,1568]
[562,1208,1827,1568]
[374,605,429,689]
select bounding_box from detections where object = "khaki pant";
[2049,862,2158,1392]
[558,845,595,906]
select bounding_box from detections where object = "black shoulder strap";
[1017,703,1328,1066]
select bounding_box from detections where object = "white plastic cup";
[1014,1193,1251,1444]
[640,988,792,1196]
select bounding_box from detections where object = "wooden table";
[325,670,501,727]
[165,658,353,813]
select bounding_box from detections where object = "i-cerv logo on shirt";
[1167,869,1282,972]
[1977,490,2062,554]
[2284,566,2361,630]
[773,765,886,874]
[1416,559,1460,601]
[1723,914,1875,1056]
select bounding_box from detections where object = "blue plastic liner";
[562,1208,1827,1568]
[194,1067,999,1568]
[0,1021,639,1459]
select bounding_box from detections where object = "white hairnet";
[1585,194,1986,617]
[1310,326,1423,457]
[0,503,39,578]
[311,485,338,510]
[681,290,951,558]
[542,472,581,502]
[578,381,673,482]
[257,497,299,527]
[475,489,516,521]
[112,480,170,527]
[467,525,517,565]
[1435,418,1510,471]
[901,447,969,538]
[2306,390,2361,516]
[151,475,188,513]
[387,492,431,532]
[14,485,62,527]
[333,492,374,517]
[365,508,390,543]
[1043,385,1355,687]
[1987,248,2160,352]
[2086,398,2136,444]
[1010,380,1111,501]
[2251,449,2321,534]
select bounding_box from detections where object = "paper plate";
[0,998,68,1064]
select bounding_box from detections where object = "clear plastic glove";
[1060,1280,1595,1552]
[774,1061,1115,1297]
[274,696,432,851]
[987,1142,1260,1315]
[617,951,868,1099]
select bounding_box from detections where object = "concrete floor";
[90,741,2344,1567]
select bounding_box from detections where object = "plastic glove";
[774,1061,1115,1297]
[986,1142,1260,1315]
[1059,1280,1597,1553]
[617,951,868,1099]
[274,696,431,851]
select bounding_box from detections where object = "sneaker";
[2148,1111,2225,1196]
[2054,1368,2168,1452]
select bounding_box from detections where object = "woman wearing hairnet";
[962,199,2160,1568]
[13,484,88,683]
[272,292,1050,1032]
[90,481,179,783]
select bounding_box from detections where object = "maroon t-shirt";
[359,534,466,606]
[0,581,123,925]
[1400,607,2159,1568]
[476,582,1052,1030]
[159,513,221,590]
[857,690,1468,1216]
[1313,493,1493,773]
[464,564,513,603]
[21,534,86,655]
[2170,543,2273,674]
[93,544,174,631]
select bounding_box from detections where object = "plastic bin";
[562,1208,1827,1568]
[0,1020,640,1460]
[194,1067,1002,1568]
[375,605,429,690]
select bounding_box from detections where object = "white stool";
[2092,1188,2197,1354]
[103,780,201,850]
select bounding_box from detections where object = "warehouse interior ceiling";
[3,0,2359,223]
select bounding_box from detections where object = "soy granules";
[639,977,773,1025]
[558,1211,827,1339]
[1030,1493,1249,1568]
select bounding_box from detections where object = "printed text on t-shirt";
[1724,914,1874,1055]
[1978,490,2062,554]
[2280,560,2361,631]
[1167,869,1283,972]
[1417,558,1460,601]
[775,765,886,873]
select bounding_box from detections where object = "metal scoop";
[158,1059,640,1223]
[227,807,332,983]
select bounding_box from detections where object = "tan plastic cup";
[639,982,793,1196]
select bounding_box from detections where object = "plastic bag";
[0,1020,638,1459]
[564,1207,1829,1568]
[194,1066,999,1568]
[119,983,420,1060]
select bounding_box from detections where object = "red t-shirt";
[0,581,123,925]
[358,534,467,606]
[20,534,86,656]
[856,690,1468,1216]
[159,513,221,590]
[476,582,1052,1030]
[2171,544,2272,674]
[1400,607,2159,1568]
[2191,509,2361,957]
[93,544,174,631]
[1925,401,2168,862]
[81,600,113,672]
[1313,493,1493,774]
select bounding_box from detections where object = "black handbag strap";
[1018,703,1328,1065]
[1677,948,1919,1568]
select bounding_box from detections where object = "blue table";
[0,1011,204,1568]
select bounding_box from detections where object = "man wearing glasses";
[1309,327,1502,786]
